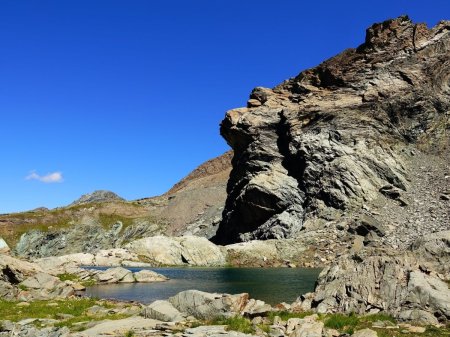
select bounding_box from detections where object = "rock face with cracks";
[213,16,450,244]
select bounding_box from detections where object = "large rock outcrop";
[309,247,450,322]
[213,16,450,244]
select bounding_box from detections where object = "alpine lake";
[85,267,322,305]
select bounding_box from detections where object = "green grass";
[0,298,98,322]
[324,313,359,334]
[0,298,134,332]
[97,213,135,231]
[57,273,96,287]
[362,313,396,323]
[57,273,79,282]
[124,330,135,337]
[209,316,253,334]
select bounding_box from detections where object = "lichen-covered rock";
[213,16,450,244]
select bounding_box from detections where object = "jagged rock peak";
[213,16,450,244]
[70,190,125,206]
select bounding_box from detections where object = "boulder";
[0,237,10,254]
[95,267,135,283]
[20,272,61,290]
[311,250,450,321]
[291,321,323,337]
[125,235,226,266]
[143,300,185,322]
[241,299,272,317]
[397,309,439,325]
[169,290,248,319]
[225,239,306,267]
[133,269,168,282]
[19,272,75,300]
[176,236,226,266]
[410,230,450,276]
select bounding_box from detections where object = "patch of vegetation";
[124,330,135,337]
[18,284,28,291]
[424,324,450,337]
[55,313,130,330]
[256,323,271,333]
[57,273,79,282]
[209,316,253,334]
[56,273,96,287]
[0,298,98,322]
[97,213,135,231]
[362,312,396,323]
[81,279,97,287]
[324,313,359,334]
[0,298,132,332]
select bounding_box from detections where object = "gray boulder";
[125,235,226,266]
[312,250,450,321]
[95,267,135,283]
[169,290,248,320]
[19,272,75,300]
[142,300,185,322]
[0,237,10,254]
[133,269,168,282]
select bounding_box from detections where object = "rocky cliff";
[213,16,449,245]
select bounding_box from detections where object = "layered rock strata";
[213,16,450,244]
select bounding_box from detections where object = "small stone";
[352,328,378,337]
[16,302,30,307]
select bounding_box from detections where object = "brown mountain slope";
[136,150,233,237]
[0,151,232,256]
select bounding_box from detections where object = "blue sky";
[0,1,448,213]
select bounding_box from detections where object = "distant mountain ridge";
[70,190,125,206]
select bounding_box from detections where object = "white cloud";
[26,171,64,183]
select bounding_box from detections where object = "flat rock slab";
[184,325,259,337]
[71,316,161,337]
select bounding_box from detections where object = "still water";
[85,267,321,305]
